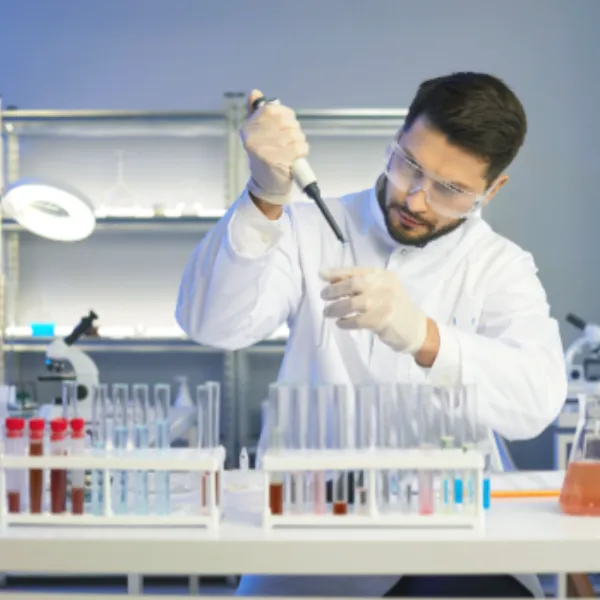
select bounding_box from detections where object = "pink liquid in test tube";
[418,471,434,515]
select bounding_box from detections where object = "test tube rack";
[0,446,225,529]
[261,448,485,530]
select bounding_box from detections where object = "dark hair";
[404,72,527,184]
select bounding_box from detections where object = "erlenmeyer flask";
[559,393,600,515]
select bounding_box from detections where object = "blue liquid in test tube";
[91,384,109,516]
[112,384,130,515]
[132,384,150,514]
[154,384,171,515]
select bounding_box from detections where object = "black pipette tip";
[303,182,347,245]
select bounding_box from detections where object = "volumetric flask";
[560,394,600,516]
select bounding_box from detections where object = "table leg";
[567,573,596,598]
[127,574,143,595]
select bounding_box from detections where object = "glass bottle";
[560,393,600,515]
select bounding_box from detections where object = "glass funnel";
[560,393,600,515]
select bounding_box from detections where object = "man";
[176,72,566,597]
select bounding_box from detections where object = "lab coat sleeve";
[427,252,567,441]
[175,190,303,349]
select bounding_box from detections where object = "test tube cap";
[28,418,46,431]
[70,417,86,432]
[5,417,25,431]
[50,418,68,433]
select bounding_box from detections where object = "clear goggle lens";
[384,144,484,219]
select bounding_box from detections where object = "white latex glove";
[320,267,428,355]
[240,89,309,206]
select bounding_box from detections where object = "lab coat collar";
[367,181,478,259]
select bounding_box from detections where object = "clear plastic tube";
[267,384,289,515]
[457,384,480,512]
[310,385,329,514]
[439,387,459,513]
[318,242,348,350]
[332,384,349,515]
[5,417,26,513]
[198,381,221,509]
[355,384,375,513]
[396,383,418,512]
[112,383,129,515]
[91,384,108,516]
[132,384,150,515]
[290,385,309,513]
[50,418,68,514]
[70,418,86,515]
[377,384,396,513]
[416,385,438,516]
[154,384,171,515]
[28,418,45,514]
[62,381,78,420]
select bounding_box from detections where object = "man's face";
[380,116,506,247]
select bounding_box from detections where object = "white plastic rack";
[261,448,485,530]
[0,446,225,529]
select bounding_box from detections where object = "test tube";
[332,384,349,515]
[416,385,439,516]
[132,384,150,515]
[290,385,309,513]
[267,383,286,516]
[91,384,108,516]
[438,387,459,513]
[198,381,221,508]
[377,384,396,512]
[457,384,479,511]
[154,384,171,515]
[354,384,375,513]
[112,384,130,515]
[50,418,68,514]
[62,381,78,420]
[28,418,45,513]
[69,418,86,514]
[396,383,418,512]
[5,417,26,513]
[309,385,329,514]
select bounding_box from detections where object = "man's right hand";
[241,89,309,208]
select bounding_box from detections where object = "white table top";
[2,488,600,576]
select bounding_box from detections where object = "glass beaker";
[560,393,600,516]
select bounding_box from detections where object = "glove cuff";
[247,178,292,206]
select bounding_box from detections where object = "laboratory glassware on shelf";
[0,381,225,529]
[560,393,600,515]
[260,382,486,530]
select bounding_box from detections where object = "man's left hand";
[320,267,429,355]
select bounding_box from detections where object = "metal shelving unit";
[1,94,407,461]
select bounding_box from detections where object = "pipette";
[251,96,347,245]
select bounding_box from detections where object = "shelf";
[3,336,287,353]
[2,215,224,234]
[2,109,227,137]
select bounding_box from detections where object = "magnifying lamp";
[2,179,96,242]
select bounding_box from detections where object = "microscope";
[39,311,100,421]
[565,313,600,397]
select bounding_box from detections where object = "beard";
[376,176,465,248]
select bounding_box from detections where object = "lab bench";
[0,471,598,599]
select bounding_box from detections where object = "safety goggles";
[384,143,493,219]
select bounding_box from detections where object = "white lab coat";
[176,185,566,598]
